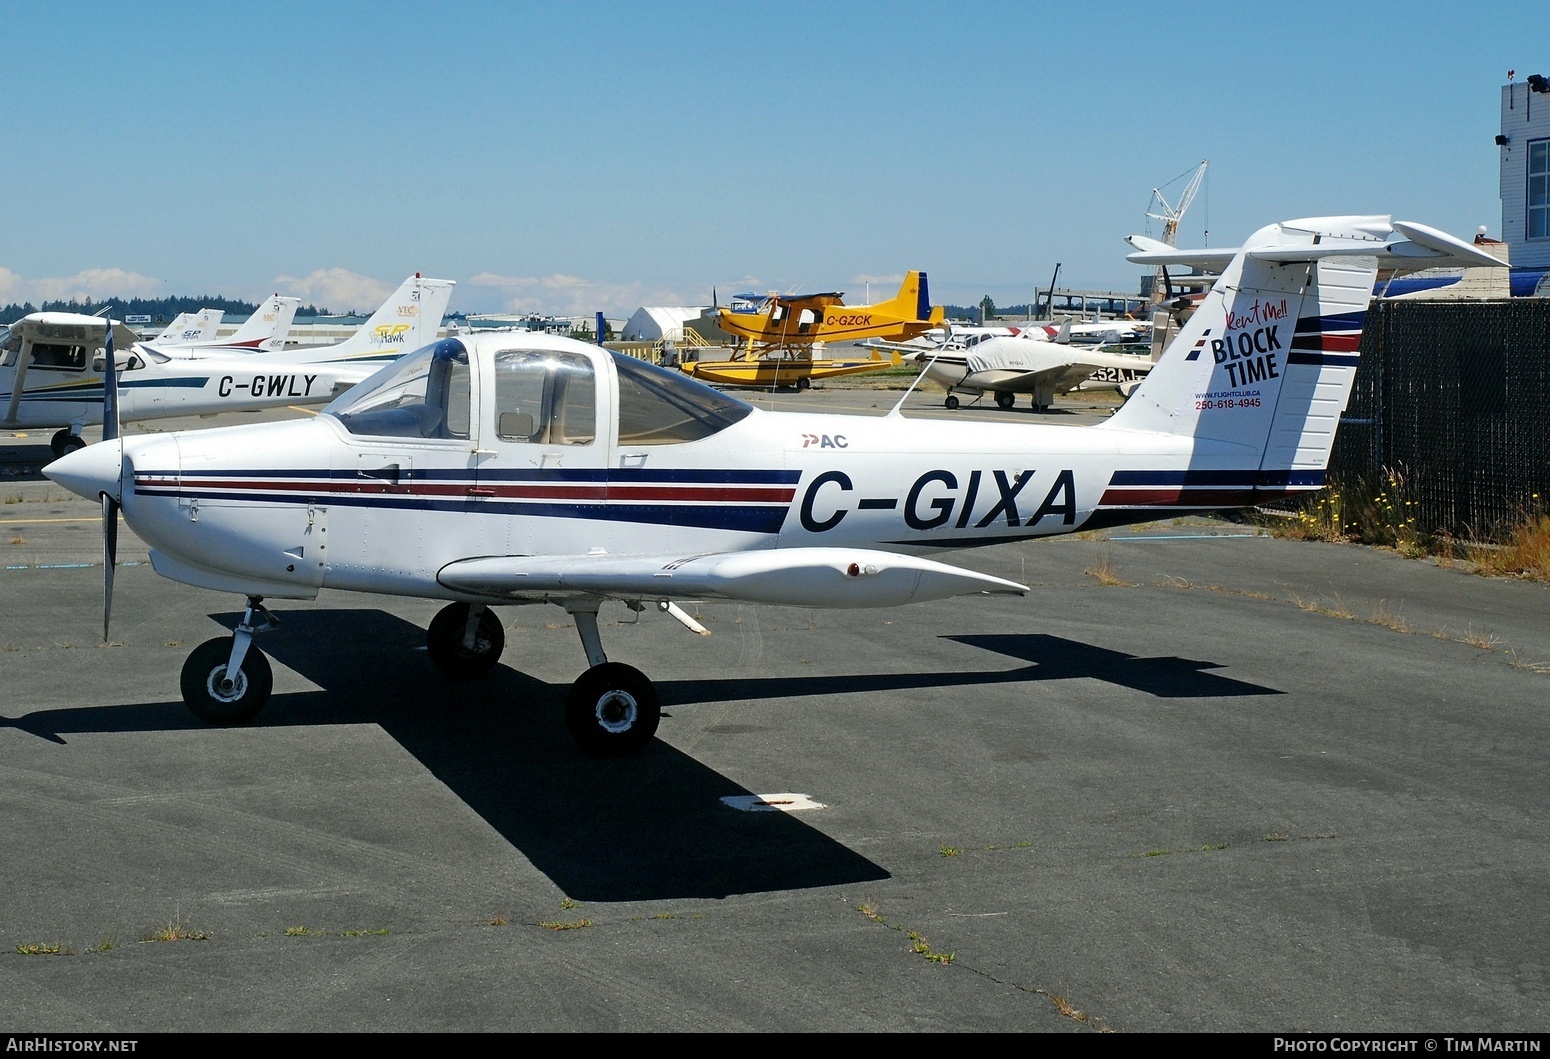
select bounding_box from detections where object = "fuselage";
[51,334,1288,606]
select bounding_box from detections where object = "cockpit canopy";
[326,337,753,446]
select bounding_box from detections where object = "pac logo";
[800,433,847,449]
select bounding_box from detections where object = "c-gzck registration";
[45,216,1503,755]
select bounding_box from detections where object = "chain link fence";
[1330,299,1550,539]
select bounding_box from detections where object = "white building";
[621,306,706,342]
[1499,73,1550,270]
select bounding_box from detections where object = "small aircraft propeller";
[100,323,121,640]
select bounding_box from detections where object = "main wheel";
[427,602,506,678]
[944,394,960,410]
[50,430,85,459]
[180,636,273,725]
[566,662,660,756]
[995,391,1016,410]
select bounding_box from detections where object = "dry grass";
[1467,513,1550,581]
[1084,550,1135,587]
[1368,600,1411,633]
[143,920,211,942]
[1459,626,1502,651]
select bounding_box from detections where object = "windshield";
[613,352,752,444]
[326,339,471,439]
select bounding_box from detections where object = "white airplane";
[2,275,453,457]
[148,294,302,357]
[43,215,1503,757]
[901,321,1157,411]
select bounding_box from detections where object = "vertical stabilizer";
[287,275,456,365]
[1103,217,1386,500]
[220,295,301,351]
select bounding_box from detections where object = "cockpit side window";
[328,339,471,440]
[31,343,89,371]
[613,352,752,445]
[493,350,595,445]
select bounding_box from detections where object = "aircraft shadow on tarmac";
[3,611,1277,902]
[0,442,56,483]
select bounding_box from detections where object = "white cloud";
[465,272,690,317]
[17,268,165,304]
[272,268,394,314]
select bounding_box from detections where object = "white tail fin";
[286,274,455,366]
[219,294,301,351]
[1104,216,1504,503]
[154,309,223,344]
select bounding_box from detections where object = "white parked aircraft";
[152,308,225,345]
[149,294,302,357]
[2,275,453,456]
[44,216,1503,756]
[900,321,1156,411]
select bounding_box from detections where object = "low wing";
[437,547,1028,609]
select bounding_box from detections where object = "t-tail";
[283,274,455,365]
[1101,215,1505,510]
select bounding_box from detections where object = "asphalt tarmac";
[3,386,1549,1032]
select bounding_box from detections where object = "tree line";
[0,295,335,325]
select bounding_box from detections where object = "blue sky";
[1,1,1534,316]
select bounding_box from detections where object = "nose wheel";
[181,636,273,724]
[179,598,277,725]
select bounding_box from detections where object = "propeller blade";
[102,494,118,641]
[102,323,120,443]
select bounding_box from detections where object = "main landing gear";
[426,601,505,678]
[423,599,658,755]
[994,391,1016,410]
[176,596,662,756]
[50,429,85,460]
[425,599,658,755]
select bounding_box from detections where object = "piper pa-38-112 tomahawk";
[44,216,1503,756]
[2,275,453,457]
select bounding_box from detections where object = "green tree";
[978,295,997,322]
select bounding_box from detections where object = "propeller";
[100,323,121,641]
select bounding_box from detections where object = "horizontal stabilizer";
[1130,217,1508,272]
[438,548,1028,609]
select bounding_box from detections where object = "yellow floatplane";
[678,271,939,389]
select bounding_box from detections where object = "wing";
[437,547,1028,609]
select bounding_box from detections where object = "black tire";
[426,602,506,678]
[180,636,273,725]
[566,662,660,756]
[995,390,1015,410]
[944,394,960,410]
[797,376,812,391]
[50,430,85,459]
